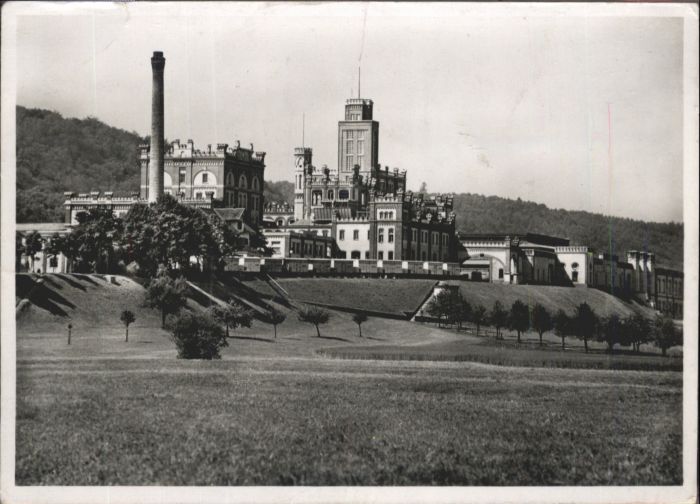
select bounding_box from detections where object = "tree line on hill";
[426,288,682,356]
[16,105,683,269]
[120,263,338,359]
[16,194,268,277]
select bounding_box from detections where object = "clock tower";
[293,147,312,221]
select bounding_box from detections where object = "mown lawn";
[272,278,437,317]
[319,337,683,371]
[449,282,650,319]
[16,357,682,486]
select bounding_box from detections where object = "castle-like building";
[264,97,458,262]
[16,50,684,319]
[63,51,266,229]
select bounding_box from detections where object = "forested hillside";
[451,194,683,270]
[16,106,144,222]
[264,180,294,206]
[16,106,683,268]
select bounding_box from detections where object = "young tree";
[624,314,652,353]
[552,309,570,351]
[297,306,330,338]
[268,308,286,339]
[168,311,228,360]
[653,315,681,357]
[119,310,135,342]
[490,300,508,340]
[471,305,487,337]
[509,300,530,344]
[426,290,450,327]
[352,311,369,338]
[145,272,188,328]
[22,231,44,270]
[531,304,553,347]
[209,300,252,338]
[455,296,472,331]
[599,314,623,353]
[573,302,597,353]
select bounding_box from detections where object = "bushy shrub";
[167,311,227,360]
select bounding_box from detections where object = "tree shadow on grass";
[228,336,275,344]
[41,275,64,290]
[27,285,76,317]
[55,274,87,291]
[364,336,385,341]
[74,274,99,286]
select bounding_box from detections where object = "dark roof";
[213,207,246,221]
[311,207,353,221]
[458,232,569,247]
[656,266,683,276]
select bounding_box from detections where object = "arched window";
[226,172,235,186]
[163,172,173,188]
[327,190,334,200]
[239,175,248,189]
[252,176,260,191]
[193,170,217,186]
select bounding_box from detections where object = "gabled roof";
[213,207,246,222]
[311,207,353,222]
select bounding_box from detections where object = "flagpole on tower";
[358,66,361,98]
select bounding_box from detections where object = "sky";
[13,2,685,223]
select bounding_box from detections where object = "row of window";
[409,229,449,246]
[224,191,260,210]
[339,229,369,241]
[657,278,682,295]
[166,170,261,192]
[224,172,260,191]
[378,211,394,220]
[290,240,327,257]
[311,189,351,205]
[377,228,394,243]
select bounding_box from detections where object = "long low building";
[458,233,683,318]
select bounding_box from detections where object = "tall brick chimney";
[148,51,166,203]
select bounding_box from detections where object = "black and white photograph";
[1,2,697,503]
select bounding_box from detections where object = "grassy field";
[14,273,684,486]
[319,338,683,371]
[16,357,682,486]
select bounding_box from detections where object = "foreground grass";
[16,357,681,485]
[318,337,683,371]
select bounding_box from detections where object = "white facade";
[335,220,371,259]
[555,247,592,285]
